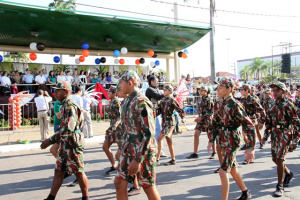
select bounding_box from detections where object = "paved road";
[1,130,299,200]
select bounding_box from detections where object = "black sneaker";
[63,172,72,180]
[214,167,220,173]
[164,159,176,166]
[128,187,142,196]
[283,172,294,187]
[274,184,284,197]
[288,147,293,152]
[240,144,247,150]
[209,152,216,159]
[186,153,198,159]
[237,190,251,200]
[68,179,78,187]
[105,166,117,175]
[259,143,264,149]
[242,160,254,165]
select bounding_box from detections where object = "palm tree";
[249,57,267,82]
[239,65,251,81]
[3,52,30,62]
[49,0,76,13]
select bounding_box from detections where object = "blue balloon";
[155,60,160,66]
[0,55,3,62]
[95,58,101,64]
[53,56,60,63]
[113,50,120,57]
[82,42,89,50]
[183,49,189,54]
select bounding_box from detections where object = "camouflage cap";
[214,77,234,88]
[199,85,208,92]
[270,82,287,91]
[119,70,141,84]
[239,84,251,91]
[108,85,117,93]
[52,81,72,91]
[264,89,271,94]
[164,84,173,91]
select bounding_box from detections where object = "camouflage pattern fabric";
[49,96,85,174]
[195,95,214,132]
[156,96,185,138]
[240,95,266,125]
[115,90,157,187]
[263,97,300,160]
[105,97,121,143]
[208,95,256,172]
[261,97,275,116]
[294,96,300,117]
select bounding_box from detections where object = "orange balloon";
[79,56,85,62]
[182,53,188,59]
[82,50,90,57]
[135,59,140,65]
[148,50,154,57]
[119,59,125,65]
[30,53,37,61]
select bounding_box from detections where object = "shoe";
[274,184,284,197]
[214,167,220,173]
[105,166,117,175]
[240,144,246,150]
[186,153,198,159]
[242,160,254,165]
[237,190,251,200]
[209,152,216,159]
[288,147,293,152]
[173,132,178,135]
[68,179,78,187]
[283,172,294,187]
[160,153,168,158]
[259,143,264,149]
[128,187,142,196]
[63,172,72,180]
[177,130,183,134]
[164,159,176,166]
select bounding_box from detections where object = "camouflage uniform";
[156,85,186,138]
[209,78,256,172]
[240,84,266,126]
[50,82,85,174]
[264,82,300,160]
[261,89,275,115]
[195,86,214,132]
[115,70,157,187]
[105,92,121,144]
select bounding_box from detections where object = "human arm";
[146,87,164,100]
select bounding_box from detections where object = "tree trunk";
[210,0,216,84]
[258,69,260,82]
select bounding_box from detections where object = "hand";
[128,160,141,176]
[207,142,213,155]
[194,117,202,122]
[182,118,186,126]
[258,123,264,130]
[290,144,297,151]
[44,91,49,96]
[40,139,51,149]
[244,149,255,163]
[261,138,266,145]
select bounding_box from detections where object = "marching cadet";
[207,78,256,200]
[240,84,266,152]
[41,81,89,200]
[114,70,160,200]
[156,84,186,166]
[103,86,122,175]
[186,85,215,159]
[250,85,260,101]
[262,82,300,197]
[261,89,275,114]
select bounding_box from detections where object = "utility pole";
[210,0,216,84]
[173,2,179,83]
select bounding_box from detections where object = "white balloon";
[114,59,119,64]
[75,58,80,64]
[121,47,128,54]
[29,42,37,51]
[150,61,155,68]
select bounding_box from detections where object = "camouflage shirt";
[156,96,185,119]
[196,95,214,120]
[262,97,275,115]
[118,90,157,163]
[294,97,300,109]
[106,97,121,135]
[241,95,266,124]
[209,95,256,150]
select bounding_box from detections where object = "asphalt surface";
[1,130,300,200]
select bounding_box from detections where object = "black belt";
[38,110,47,112]
[221,126,239,131]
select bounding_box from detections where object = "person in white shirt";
[42,69,48,83]
[35,71,46,84]
[22,68,34,93]
[1,71,11,86]
[34,90,52,141]
[82,90,94,138]
[56,71,66,82]
[71,86,84,108]
[65,71,74,84]
[78,70,87,91]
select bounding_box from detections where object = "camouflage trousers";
[105,131,118,144]
[270,129,292,161]
[116,152,157,187]
[56,132,85,174]
[195,121,210,132]
[161,118,174,138]
[220,147,238,172]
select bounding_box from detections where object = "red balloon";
[148,50,154,57]
[182,53,188,59]
[119,59,125,65]
[82,50,90,57]
[135,59,140,65]
[79,56,85,62]
[30,53,37,61]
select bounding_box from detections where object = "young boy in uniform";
[114,70,160,200]
[103,86,121,175]
[262,82,300,197]
[187,85,215,159]
[156,85,186,165]
[207,78,256,200]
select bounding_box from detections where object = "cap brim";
[213,81,219,85]
[270,84,285,91]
